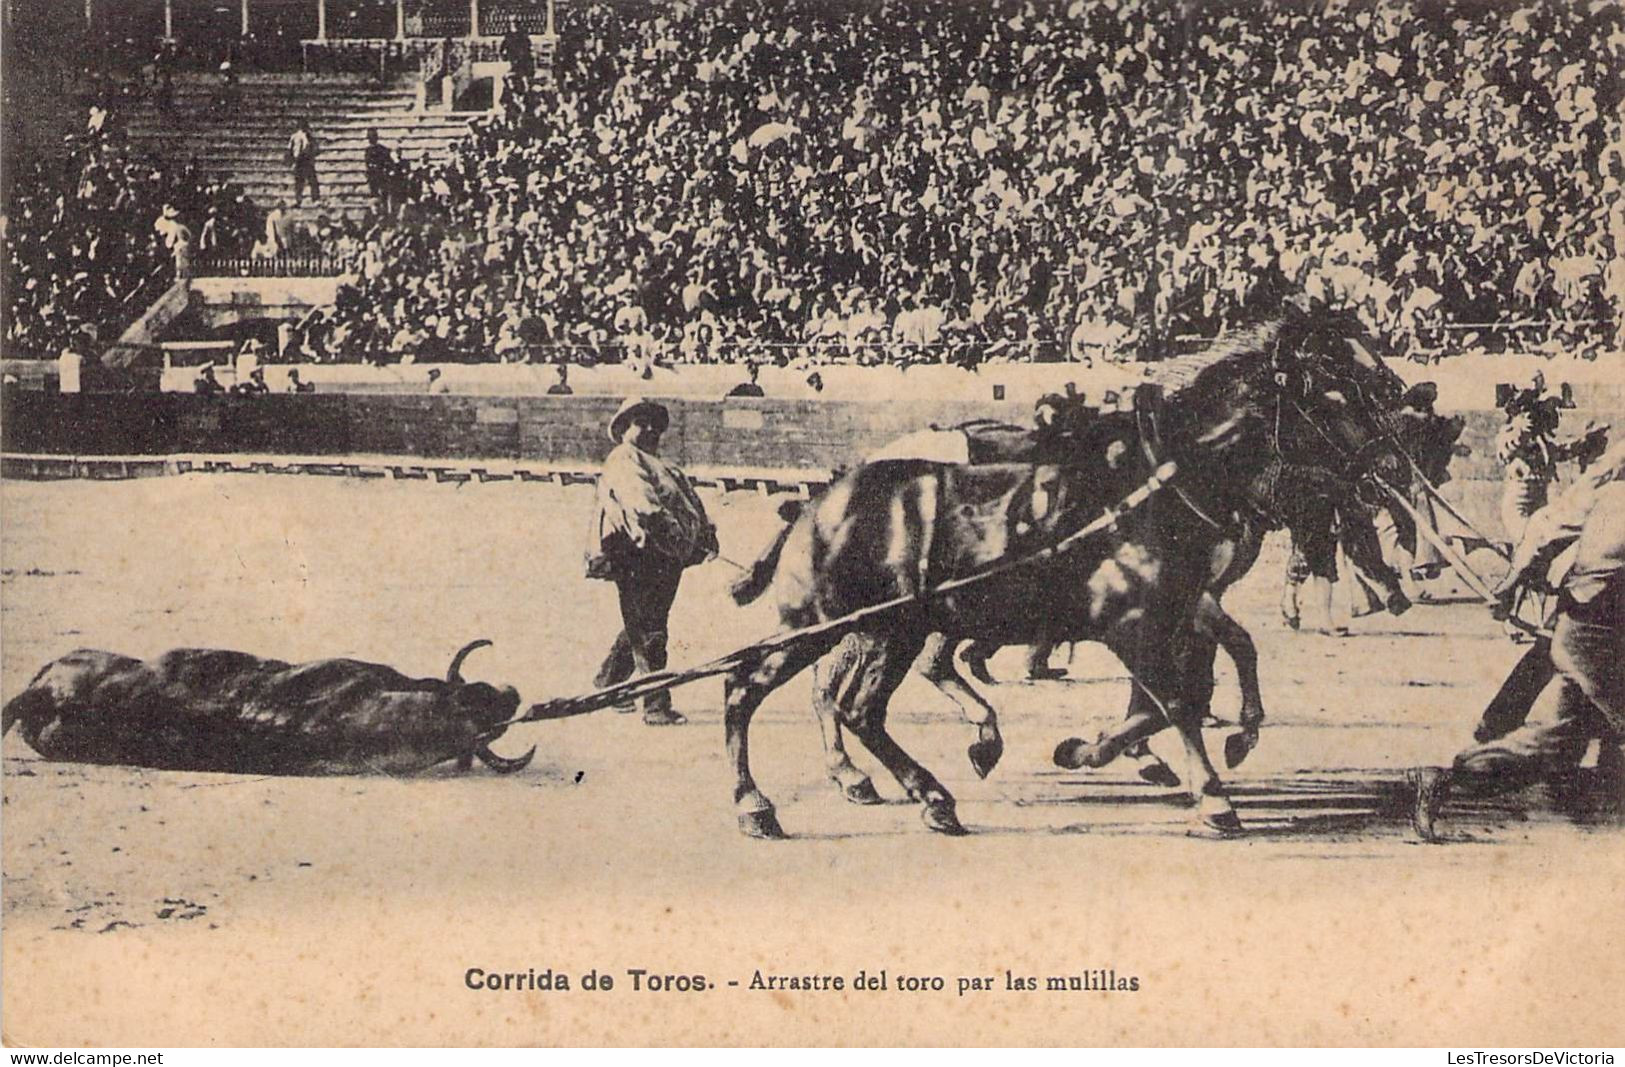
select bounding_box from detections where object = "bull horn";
[447,639,493,683]
[475,743,536,775]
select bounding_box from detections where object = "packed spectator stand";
[5,0,1624,373]
[2,130,261,362]
[317,0,1625,368]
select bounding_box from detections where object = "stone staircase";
[122,75,476,215]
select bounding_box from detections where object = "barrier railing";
[1407,317,1617,357]
[196,254,347,277]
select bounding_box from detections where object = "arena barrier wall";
[0,391,1019,472]
[2,389,1615,545]
[9,351,1624,411]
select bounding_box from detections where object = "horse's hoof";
[967,739,1004,779]
[738,809,788,840]
[1223,730,1259,770]
[922,801,969,836]
[837,778,884,805]
[1135,759,1183,789]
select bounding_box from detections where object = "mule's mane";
[1143,321,1284,398]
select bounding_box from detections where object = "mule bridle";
[1134,356,1402,534]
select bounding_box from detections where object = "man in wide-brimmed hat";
[586,398,717,725]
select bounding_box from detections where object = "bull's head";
[446,639,532,774]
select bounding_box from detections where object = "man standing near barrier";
[586,398,718,726]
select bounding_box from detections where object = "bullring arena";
[4,395,1625,1044]
[6,0,1625,1048]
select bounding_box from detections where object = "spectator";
[365,129,396,215]
[546,364,574,395]
[288,119,319,204]
[232,366,270,395]
[57,336,86,394]
[726,361,765,397]
[193,363,224,395]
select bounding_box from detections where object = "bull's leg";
[813,635,883,805]
[1195,594,1265,769]
[837,630,965,835]
[916,634,1005,779]
[725,637,833,839]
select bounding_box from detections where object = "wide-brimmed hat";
[609,396,669,443]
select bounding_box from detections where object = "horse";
[722,306,1417,839]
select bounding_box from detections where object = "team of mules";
[3,303,1466,840]
[725,304,1461,838]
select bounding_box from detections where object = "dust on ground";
[3,474,1621,1046]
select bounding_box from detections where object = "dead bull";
[1,640,534,776]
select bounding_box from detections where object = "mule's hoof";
[965,659,995,686]
[837,778,884,805]
[1053,738,1090,770]
[921,801,969,836]
[1406,767,1449,843]
[1054,735,1109,770]
[1135,759,1183,789]
[967,739,1004,779]
[1223,730,1259,770]
[738,809,788,840]
[1190,809,1245,838]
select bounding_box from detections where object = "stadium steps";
[121,78,475,215]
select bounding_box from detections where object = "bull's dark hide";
[2,644,532,776]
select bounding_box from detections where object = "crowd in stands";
[316,0,1624,367]
[7,0,1623,368]
[3,121,261,360]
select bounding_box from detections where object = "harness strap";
[1134,384,1228,533]
[494,459,1183,732]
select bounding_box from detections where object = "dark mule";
[785,401,1280,793]
[1054,382,1464,782]
[724,308,1415,839]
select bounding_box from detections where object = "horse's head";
[1175,304,1413,521]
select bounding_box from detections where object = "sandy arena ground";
[3,473,1623,1046]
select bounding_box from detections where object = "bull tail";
[729,501,802,606]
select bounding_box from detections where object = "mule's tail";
[730,501,802,605]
